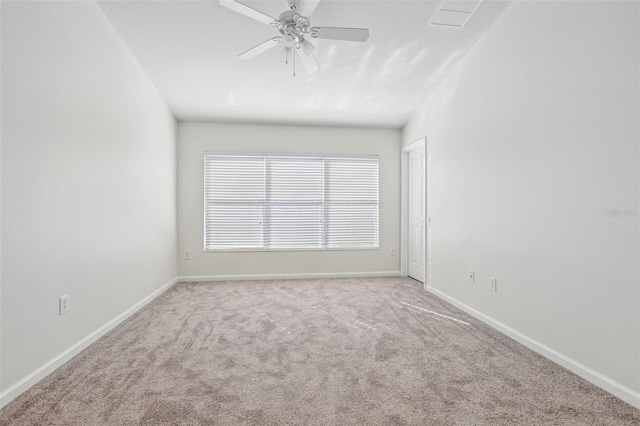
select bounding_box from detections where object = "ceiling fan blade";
[239,38,281,60]
[312,27,370,42]
[295,0,321,17]
[295,49,319,74]
[220,0,276,25]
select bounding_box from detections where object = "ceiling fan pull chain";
[293,48,296,77]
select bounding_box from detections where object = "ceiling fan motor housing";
[273,10,311,46]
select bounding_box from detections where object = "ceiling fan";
[220,0,370,75]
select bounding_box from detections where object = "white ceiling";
[98,0,511,129]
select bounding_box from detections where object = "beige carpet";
[1,277,639,425]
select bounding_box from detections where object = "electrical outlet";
[468,270,475,283]
[184,250,191,260]
[390,247,396,256]
[59,295,69,315]
[490,277,497,292]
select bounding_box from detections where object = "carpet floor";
[1,277,639,425]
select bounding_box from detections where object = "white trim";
[400,138,426,281]
[0,277,179,409]
[178,271,401,282]
[426,285,640,410]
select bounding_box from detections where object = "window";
[204,154,379,251]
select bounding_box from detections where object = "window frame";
[203,152,380,252]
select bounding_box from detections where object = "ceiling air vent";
[430,0,483,29]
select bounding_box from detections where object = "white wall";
[178,122,400,278]
[403,0,639,407]
[1,0,177,401]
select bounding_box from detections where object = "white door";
[408,146,425,282]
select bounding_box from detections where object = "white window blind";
[324,157,379,248]
[204,154,379,251]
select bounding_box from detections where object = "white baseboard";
[178,271,401,282]
[0,277,178,409]
[10,275,633,412]
[427,285,640,410]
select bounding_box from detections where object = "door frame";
[400,137,426,286]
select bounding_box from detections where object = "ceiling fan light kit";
[220,0,370,75]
